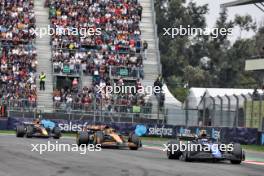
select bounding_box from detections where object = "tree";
[155,1,259,101]
[235,14,257,38]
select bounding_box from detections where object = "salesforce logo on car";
[58,122,88,132]
[148,126,173,137]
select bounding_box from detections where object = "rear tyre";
[26,125,34,138]
[16,125,25,137]
[53,127,61,139]
[77,131,90,146]
[230,143,243,164]
[167,140,181,159]
[129,134,140,150]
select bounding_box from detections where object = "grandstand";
[0,0,37,110]
[0,0,168,121]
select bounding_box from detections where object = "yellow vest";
[40,74,46,81]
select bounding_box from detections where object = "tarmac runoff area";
[0,134,263,176]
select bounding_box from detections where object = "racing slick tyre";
[128,134,140,150]
[230,143,243,164]
[181,149,192,162]
[167,140,181,159]
[25,125,34,138]
[94,131,104,145]
[53,127,61,139]
[16,125,25,137]
[77,131,90,146]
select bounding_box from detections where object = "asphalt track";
[0,135,263,176]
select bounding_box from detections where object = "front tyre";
[128,134,140,150]
[167,140,181,159]
[181,149,192,162]
[16,125,25,137]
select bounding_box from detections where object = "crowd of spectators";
[52,84,149,113]
[0,0,37,108]
[49,0,143,74]
[49,0,150,112]
[0,0,36,43]
[49,0,145,77]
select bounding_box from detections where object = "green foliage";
[155,0,261,101]
[171,88,189,103]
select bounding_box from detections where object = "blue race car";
[167,131,245,164]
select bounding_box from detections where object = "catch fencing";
[170,93,264,131]
[1,99,165,124]
[2,92,264,131]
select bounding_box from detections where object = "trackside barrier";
[6,117,260,144]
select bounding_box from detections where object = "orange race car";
[76,125,142,150]
[16,118,61,139]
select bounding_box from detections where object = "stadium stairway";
[139,0,162,119]
[35,0,54,112]
[139,0,160,85]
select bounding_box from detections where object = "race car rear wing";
[23,122,35,125]
[83,125,107,131]
[177,134,197,141]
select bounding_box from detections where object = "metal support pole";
[100,98,103,122]
[109,66,112,78]
[249,93,254,128]
[93,99,96,124]
[185,99,189,127]
[209,96,215,126]
[233,94,239,127]
[259,95,262,131]
[202,97,206,126]
[217,96,223,126]
[225,95,231,127]
[241,94,247,127]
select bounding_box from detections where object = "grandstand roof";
[186,87,261,109]
[221,0,264,8]
[163,84,182,108]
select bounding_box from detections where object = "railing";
[52,100,153,114]
[52,63,81,76]
[109,66,144,80]
[3,98,164,123]
[0,37,36,44]
[51,46,144,55]
[1,99,37,115]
